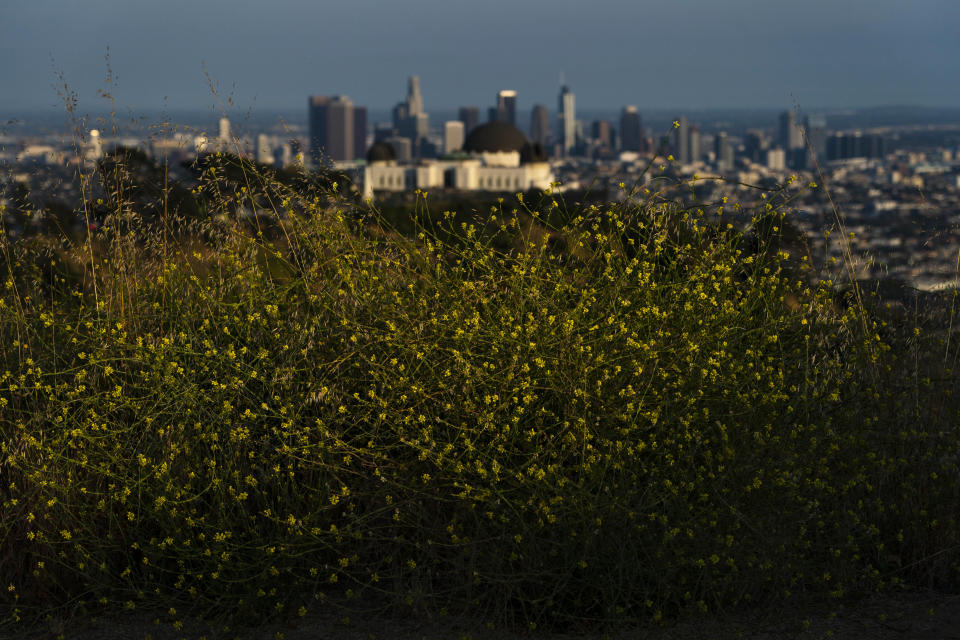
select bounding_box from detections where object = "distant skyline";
[2,0,959,115]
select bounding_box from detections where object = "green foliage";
[1,154,959,632]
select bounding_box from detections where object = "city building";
[373,123,395,143]
[392,102,408,131]
[444,120,465,154]
[496,90,517,126]
[779,111,804,151]
[765,147,786,170]
[804,113,828,165]
[674,116,690,164]
[714,131,734,172]
[458,106,479,136]
[195,116,236,155]
[82,129,103,168]
[689,126,701,164]
[256,133,273,165]
[530,104,550,146]
[744,129,768,163]
[384,136,413,163]
[558,84,576,156]
[392,76,430,156]
[619,106,643,152]
[406,76,423,115]
[309,95,364,163]
[827,131,887,161]
[591,120,615,158]
[592,120,613,148]
[218,117,231,143]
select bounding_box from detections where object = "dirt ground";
[6,590,960,640]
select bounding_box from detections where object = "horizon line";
[5,103,960,116]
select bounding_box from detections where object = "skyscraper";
[592,120,613,149]
[619,106,643,152]
[459,106,479,135]
[714,131,733,172]
[407,76,423,116]
[393,76,430,155]
[309,95,356,163]
[674,116,690,164]
[779,111,804,151]
[392,102,408,131]
[496,90,517,126]
[384,136,412,163]
[558,84,576,156]
[745,129,768,163]
[408,76,429,140]
[444,121,465,154]
[689,126,700,164]
[780,111,808,169]
[804,113,828,165]
[530,104,550,146]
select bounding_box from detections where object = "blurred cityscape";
[3,75,960,290]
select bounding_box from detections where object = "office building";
[619,106,643,152]
[674,116,690,164]
[496,90,517,126]
[459,106,479,136]
[392,76,430,155]
[779,111,804,151]
[373,123,396,143]
[765,147,786,171]
[689,126,701,164]
[530,104,549,146]
[392,102,408,131]
[384,136,413,163]
[592,120,613,150]
[444,120,465,154]
[744,129,768,163]
[408,76,429,136]
[558,84,576,156]
[804,113,828,164]
[406,76,423,116]
[309,95,357,163]
[714,131,734,172]
[826,132,886,161]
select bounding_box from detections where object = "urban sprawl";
[4,76,960,290]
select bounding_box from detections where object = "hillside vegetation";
[1,151,959,634]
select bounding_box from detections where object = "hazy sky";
[2,0,958,115]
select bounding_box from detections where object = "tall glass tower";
[558,85,576,156]
[497,90,517,126]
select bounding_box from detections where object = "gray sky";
[2,0,958,114]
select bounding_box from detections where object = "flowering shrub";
[1,153,958,631]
